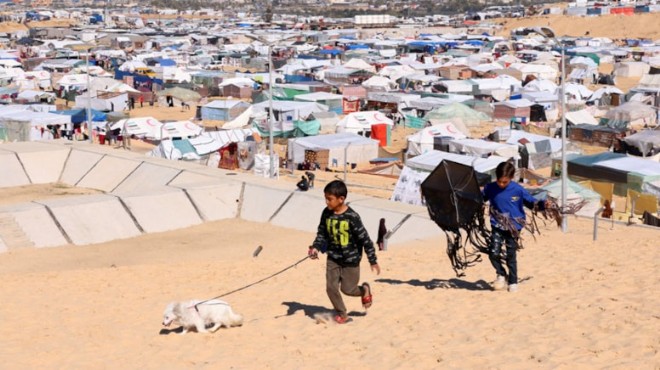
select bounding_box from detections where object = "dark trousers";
[489,228,519,284]
[326,259,362,317]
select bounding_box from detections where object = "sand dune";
[0,216,657,369]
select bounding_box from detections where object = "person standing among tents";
[308,180,380,324]
[482,161,547,293]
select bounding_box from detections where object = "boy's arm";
[352,214,378,266]
[310,210,329,252]
[522,188,546,210]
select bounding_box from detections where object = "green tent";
[252,119,321,138]
[424,103,490,128]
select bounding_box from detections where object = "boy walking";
[309,180,380,324]
[482,162,546,293]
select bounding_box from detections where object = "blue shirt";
[482,181,541,231]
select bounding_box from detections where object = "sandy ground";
[0,183,103,207]
[494,12,660,39]
[0,214,657,369]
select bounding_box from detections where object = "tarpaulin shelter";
[52,109,107,124]
[425,103,490,129]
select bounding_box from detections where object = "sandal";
[334,315,351,324]
[361,283,373,309]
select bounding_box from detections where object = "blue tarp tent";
[319,49,343,56]
[52,109,107,124]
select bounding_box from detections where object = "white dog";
[162,299,243,334]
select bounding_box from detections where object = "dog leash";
[194,255,311,309]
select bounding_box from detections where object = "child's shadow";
[376,278,492,291]
[278,301,366,320]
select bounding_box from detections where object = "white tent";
[161,120,204,138]
[565,109,599,126]
[287,132,379,167]
[118,60,148,72]
[406,123,467,156]
[614,62,650,78]
[510,63,558,80]
[336,111,393,135]
[361,76,397,91]
[391,150,508,206]
[564,83,593,100]
[222,106,253,130]
[111,117,164,139]
[447,138,519,159]
[343,58,376,73]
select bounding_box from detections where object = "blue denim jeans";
[489,227,519,284]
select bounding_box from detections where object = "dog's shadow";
[159,327,184,335]
[278,301,366,320]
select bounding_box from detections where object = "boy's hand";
[371,263,381,275]
[308,247,318,260]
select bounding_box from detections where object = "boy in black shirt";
[309,180,381,324]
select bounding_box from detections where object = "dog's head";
[162,302,181,327]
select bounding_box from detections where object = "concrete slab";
[119,188,202,233]
[240,183,292,223]
[59,149,104,186]
[17,147,70,184]
[112,162,180,194]
[0,203,69,248]
[76,155,141,192]
[348,199,415,244]
[270,192,326,233]
[167,170,224,187]
[0,152,30,187]
[180,182,243,221]
[35,194,142,245]
[386,213,444,245]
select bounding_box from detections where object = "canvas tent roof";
[565,109,599,126]
[425,103,490,128]
[287,132,379,165]
[336,111,393,134]
[252,100,328,120]
[623,130,660,154]
[447,138,519,159]
[406,150,508,173]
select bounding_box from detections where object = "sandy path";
[0,217,657,369]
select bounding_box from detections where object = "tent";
[406,122,467,156]
[614,62,650,77]
[447,138,519,159]
[156,87,201,102]
[343,58,376,73]
[52,109,107,124]
[361,76,397,91]
[603,101,657,129]
[110,116,164,139]
[565,109,599,126]
[286,132,379,168]
[391,150,508,206]
[425,103,490,129]
[336,111,393,135]
[161,120,204,138]
[623,130,660,156]
[540,179,602,216]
